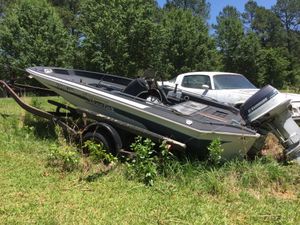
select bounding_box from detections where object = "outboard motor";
[240,85,300,163]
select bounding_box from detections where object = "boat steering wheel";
[137,89,163,104]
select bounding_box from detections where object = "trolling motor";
[240,85,300,163]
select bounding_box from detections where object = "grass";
[0,97,300,224]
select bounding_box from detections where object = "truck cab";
[162,72,258,108]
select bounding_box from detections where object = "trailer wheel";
[82,132,114,155]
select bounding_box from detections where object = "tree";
[160,8,220,77]
[236,32,261,84]
[273,0,300,32]
[78,0,162,77]
[214,6,244,72]
[48,0,81,36]
[242,0,258,28]
[250,6,285,48]
[0,0,73,79]
[273,0,300,84]
[0,0,16,16]
[165,0,210,20]
[256,48,289,87]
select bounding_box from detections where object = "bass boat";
[26,67,300,162]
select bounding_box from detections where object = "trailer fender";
[82,122,122,155]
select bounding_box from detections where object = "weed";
[201,169,225,195]
[47,143,80,171]
[126,137,158,186]
[47,126,80,171]
[207,138,224,166]
[83,140,117,164]
[31,96,43,108]
[126,137,174,186]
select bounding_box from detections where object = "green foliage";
[126,137,173,186]
[207,138,224,166]
[126,137,158,186]
[235,32,261,84]
[213,3,299,89]
[0,0,73,79]
[165,0,211,20]
[48,0,81,35]
[257,48,289,87]
[161,7,221,77]
[45,125,79,171]
[0,0,299,88]
[273,0,300,32]
[83,140,117,164]
[48,143,80,172]
[214,6,244,72]
[251,6,285,48]
[78,0,162,76]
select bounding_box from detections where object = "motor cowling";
[240,85,300,163]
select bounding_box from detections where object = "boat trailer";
[0,80,186,155]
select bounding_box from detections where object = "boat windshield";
[213,74,256,89]
[170,101,207,116]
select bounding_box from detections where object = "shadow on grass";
[0,113,10,118]
[23,111,57,140]
[83,171,110,182]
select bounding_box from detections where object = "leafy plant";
[47,125,80,171]
[48,143,80,171]
[83,140,117,164]
[207,138,224,166]
[126,137,174,186]
[126,137,157,186]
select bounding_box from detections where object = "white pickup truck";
[160,71,300,122]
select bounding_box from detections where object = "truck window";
[182,75,211,89]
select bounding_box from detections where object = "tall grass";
[0,97,300,224]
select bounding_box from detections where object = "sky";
[157,0,277,25]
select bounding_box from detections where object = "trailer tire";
[82,132,114,155]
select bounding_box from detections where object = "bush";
[47,144,80,172]
[207,138,224,166]
[126,137,173,186]
[83,140,117,164]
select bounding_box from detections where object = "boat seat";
[123,78,149,96]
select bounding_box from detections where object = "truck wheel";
[82,132,113,154]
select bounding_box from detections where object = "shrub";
[83,140,117,164]
[126,137,174,186]
[207,138,224,166]
[48,144,80,171]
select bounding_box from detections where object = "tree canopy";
[0,0,299,89]
[0,0,73,78]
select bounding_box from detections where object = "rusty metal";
[0,80,77,135]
